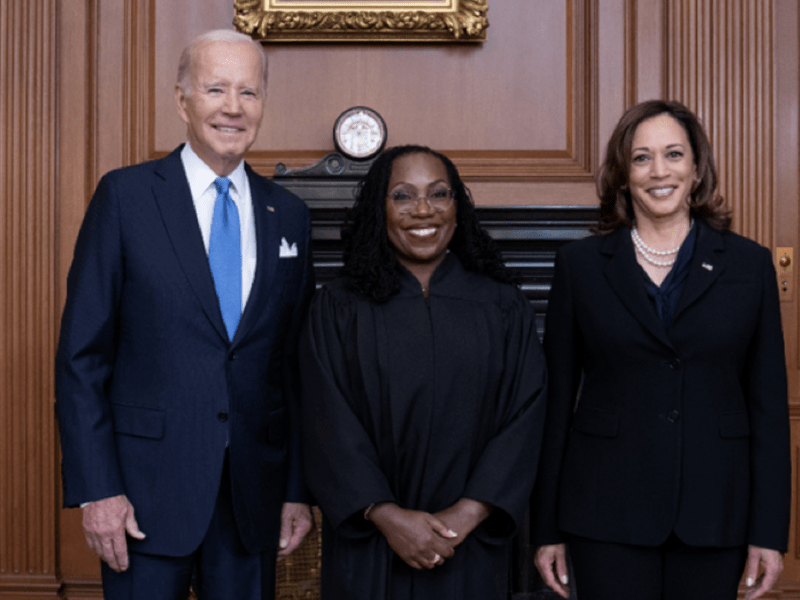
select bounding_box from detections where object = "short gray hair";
[176,29,267,96]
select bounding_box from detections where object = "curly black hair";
[341,145,516,302]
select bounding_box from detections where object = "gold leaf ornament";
[233,0,488,42]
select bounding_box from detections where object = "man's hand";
[278,502,314,558]
[369,503,458,570]
[82,494,145,572]
[744,545,783,600]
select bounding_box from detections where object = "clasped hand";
[369,499,491,570]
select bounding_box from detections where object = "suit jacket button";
[667,410,680,423]
[228,352,237,361]
[669,358,681,369]
[217,412,228,422]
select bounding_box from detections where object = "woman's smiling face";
[385,152,457,274]
[628,113,698,225]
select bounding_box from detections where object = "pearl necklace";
[632,235,677,267]
[631,219,694,268]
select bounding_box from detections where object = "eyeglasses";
[388,188,455,213]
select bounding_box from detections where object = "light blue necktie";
[208,177,241,341]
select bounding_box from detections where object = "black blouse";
[641,224,698,328]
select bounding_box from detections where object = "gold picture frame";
[233,0,488,43]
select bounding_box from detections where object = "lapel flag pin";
[266,205,275,212]
[701,262,714,271]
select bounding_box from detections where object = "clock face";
[334,107,387,160]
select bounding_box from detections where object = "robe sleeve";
[462,288,548,543]
[299,286,397,538]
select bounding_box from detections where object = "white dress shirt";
[181,143,257,311]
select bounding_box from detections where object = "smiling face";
[175,40,264,176]
[385,152,457,277]
[628,113,698,226]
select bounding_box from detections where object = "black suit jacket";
[55,146,314,556]
[531,220,790,552]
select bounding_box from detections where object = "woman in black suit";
[532,100,790,600]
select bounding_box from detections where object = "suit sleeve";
[55,174,126,507]
[283,207,315,505]
[530,248,584,546]
[744,247,791,552]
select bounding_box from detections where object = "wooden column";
[0,0,60,596]
[666,0,775,248]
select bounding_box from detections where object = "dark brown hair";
[595,100,731,233]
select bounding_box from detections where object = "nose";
[650,154,668,177]
[409,195,435,215]
[223,90,242,114]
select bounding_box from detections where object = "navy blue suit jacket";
[55,146,314,556]
[531,220,790,552]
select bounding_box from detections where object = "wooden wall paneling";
[150,0,604,186]
[0,0,60,596]
[774,0,800,390]
[56,0,101,589]
[95,0,129,178]
[241,0,600,182]
[597,0,630,157]
[623,0,637,107]
[56,0,157,594]
[92,0,154,179]
[774,0,800,397]
[122,0,155,166]
[776,0,800,590]
[633,0,666,103]
[667,0,775,248]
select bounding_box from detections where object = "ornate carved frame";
[233,0,488,42]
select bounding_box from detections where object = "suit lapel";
[152,147,229,342]
[602,228,675,349]
[232,165,280,345]
[672,220,726,321]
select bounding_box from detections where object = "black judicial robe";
[300,254,547,600]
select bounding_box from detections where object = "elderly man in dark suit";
[55,29,314,599]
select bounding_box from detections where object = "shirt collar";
[181,142,247,201]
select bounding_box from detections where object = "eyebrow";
[390,179,449,188]
[632,143,686,153]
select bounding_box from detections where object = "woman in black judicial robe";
[299,145,547,600]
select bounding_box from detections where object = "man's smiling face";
[175,39,264,176]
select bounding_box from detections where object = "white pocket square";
[279,237,298,258]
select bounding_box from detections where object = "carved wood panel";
[666,0,775,249]
[0,0,59,595]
